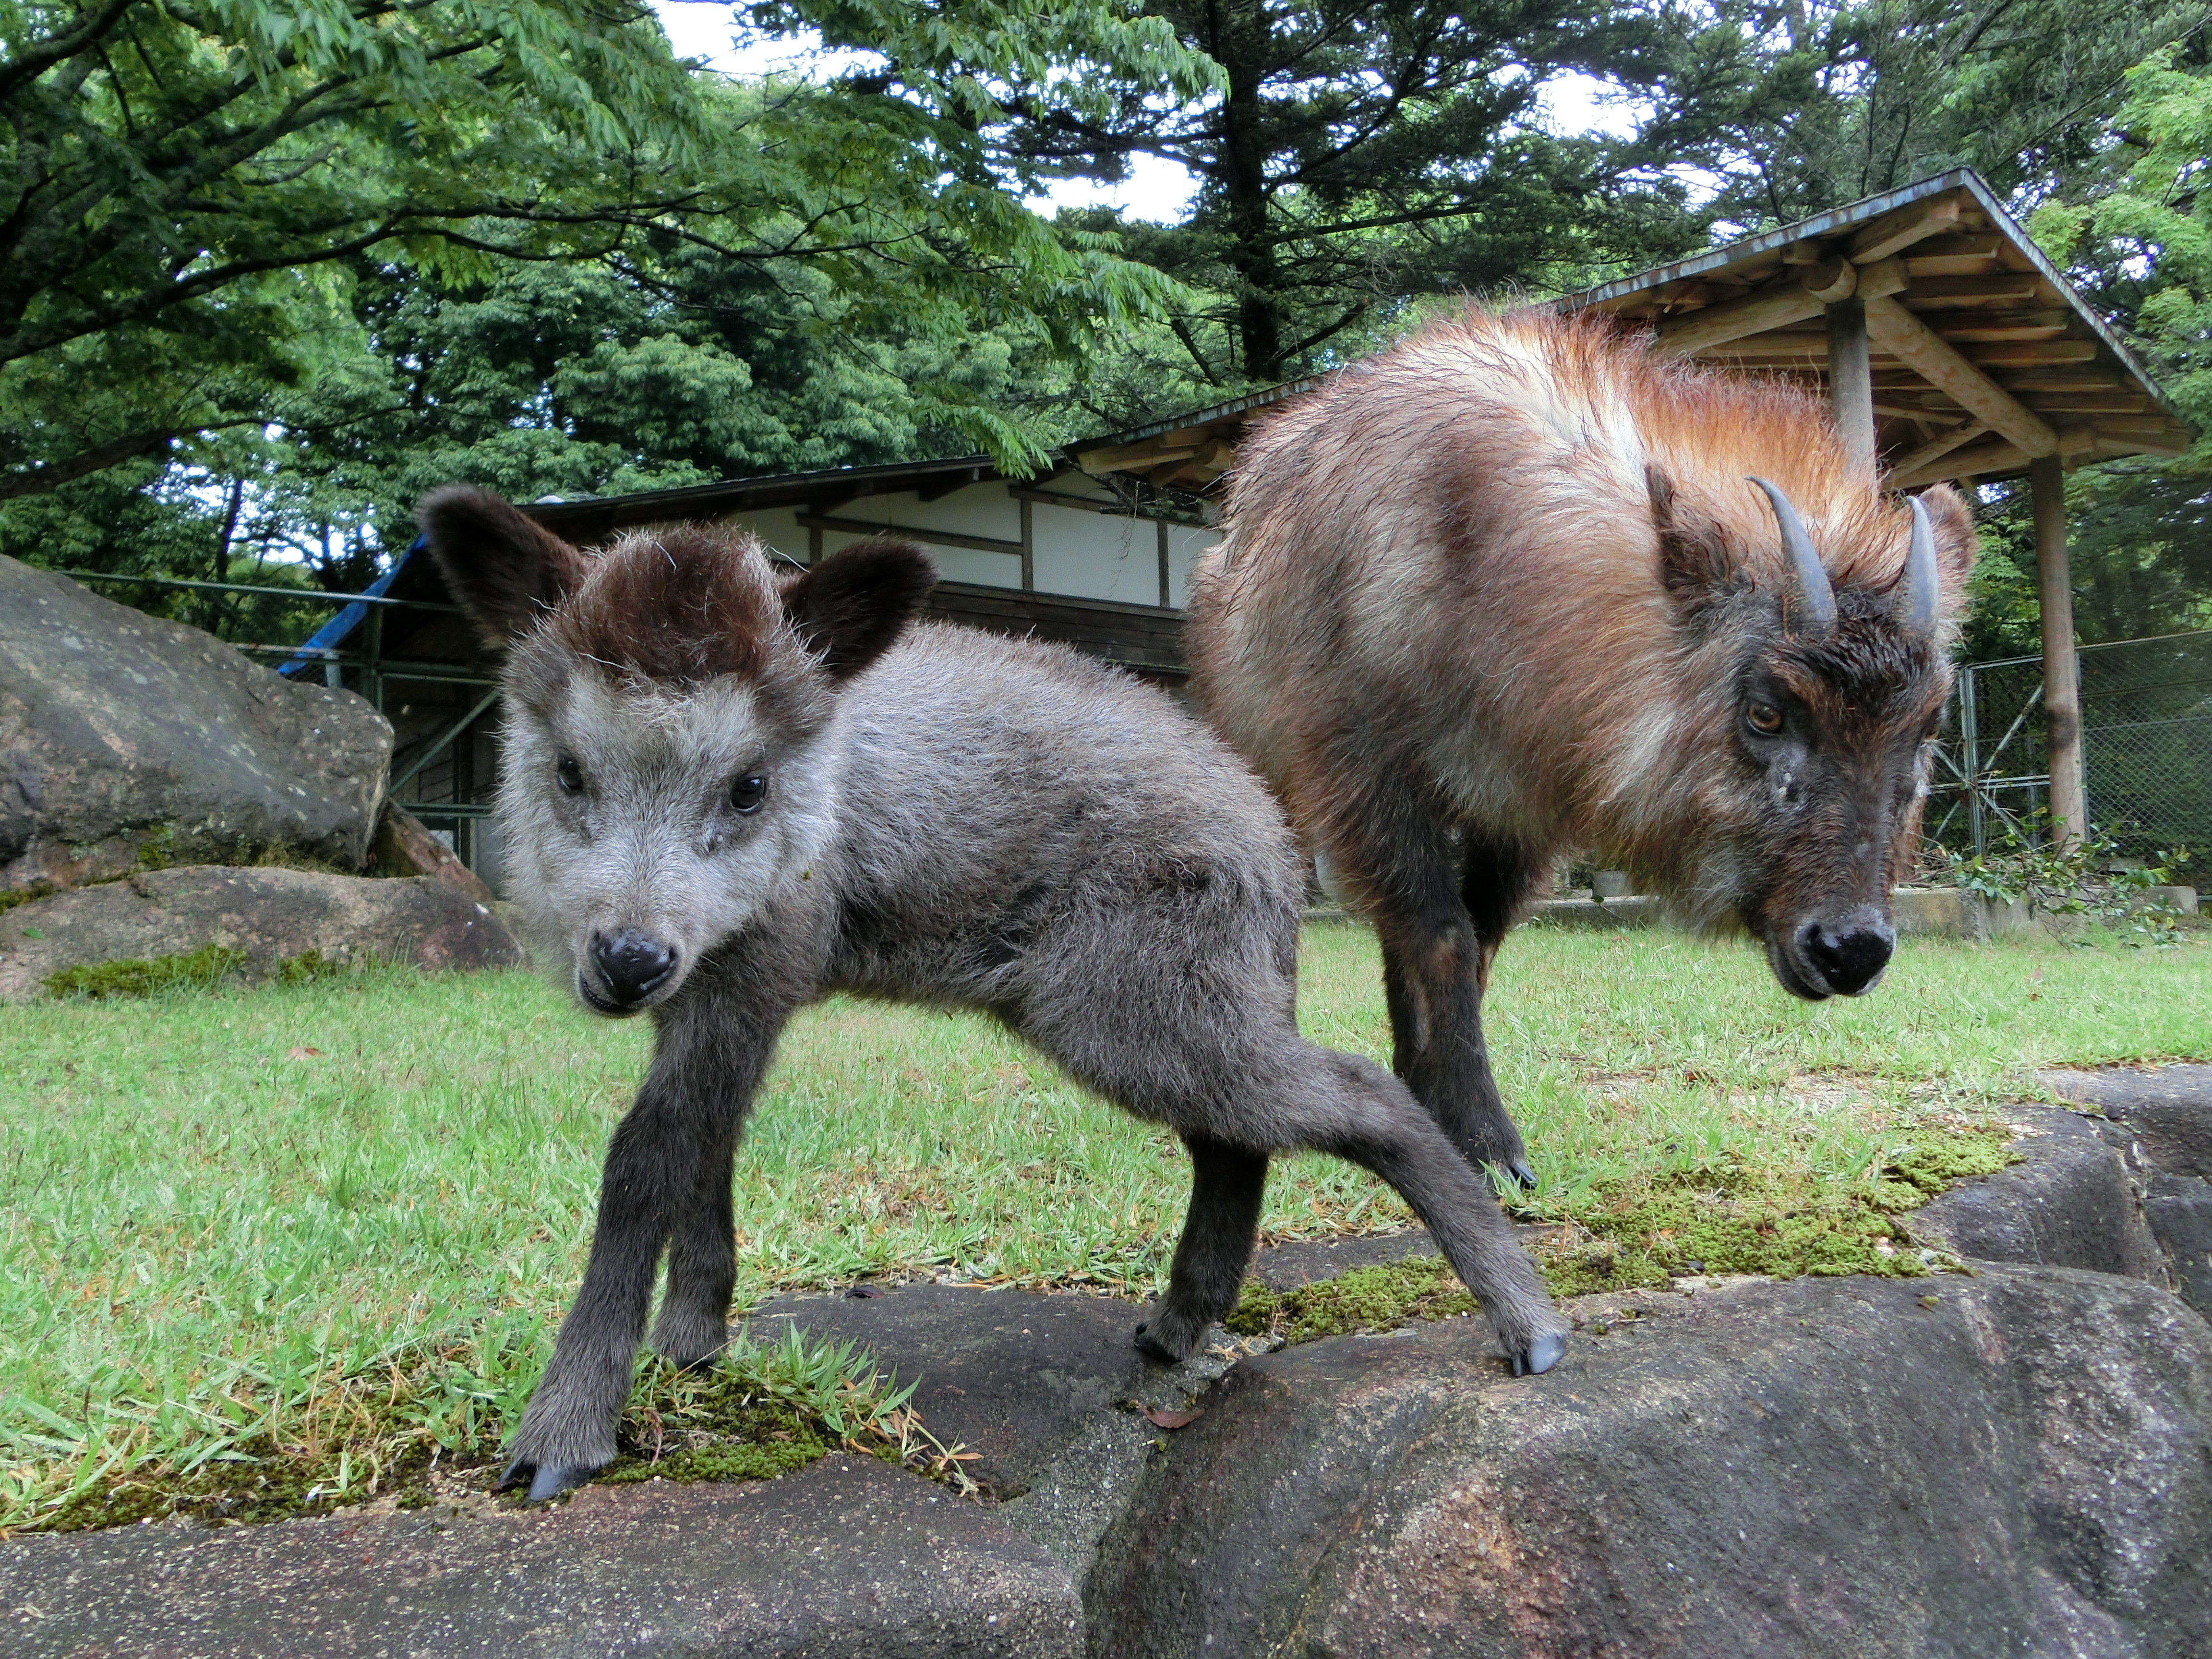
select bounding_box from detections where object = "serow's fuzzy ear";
[782,539,937,680]
[1647,465,1741,625]
[1913,482,1980,589]
[414,485,590,651]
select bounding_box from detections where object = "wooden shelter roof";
[1564,168,2192,488]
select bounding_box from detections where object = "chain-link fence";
[1929,630,2212,861]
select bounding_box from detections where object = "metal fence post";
[1960,662,1983,859]
[362,605,385,713]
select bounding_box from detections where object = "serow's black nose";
[590,929,676,1006]
[1801,922,1894,996]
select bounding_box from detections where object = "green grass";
[2,922,2206,1530]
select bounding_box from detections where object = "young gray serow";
[416,486,1571,1503]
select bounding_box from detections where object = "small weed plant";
[1944,810,2193,946]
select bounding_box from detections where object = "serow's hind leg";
[1300,1048,1568,1375]
[1136,1135,1269,1363]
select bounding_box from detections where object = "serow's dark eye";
[556,754,584,794]
[1744,702,1784,737]
[729,774,767,814]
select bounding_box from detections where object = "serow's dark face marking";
[1731,597,1948,1000]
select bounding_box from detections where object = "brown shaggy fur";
[1190,305,1977,1180]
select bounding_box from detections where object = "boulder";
[1087,1266,2212,1659]
[0,1455,1082,1659]
[0,556,391,893]
[1906,1105,2167,1284]
[0,865,520,999]
[2042,1067,2212,1317]
[2043,1066,2212,1182]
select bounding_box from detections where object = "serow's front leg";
[650,1129,740,1370]
[500,990,779,1502]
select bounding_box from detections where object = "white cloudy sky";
[646,1,1644,224]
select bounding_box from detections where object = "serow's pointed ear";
[414,485,590,651]
[1647,464,1738,625]
[783,539,936,679]
[1913,482,1980,586]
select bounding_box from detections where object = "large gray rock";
[1908,1105,2167,1284]
[2044,1066,2212,1182]
[0,1455,1082,1659]
[1087,1266,2212,1659]
[2042,1068,2212,1318]
[0,556,391,892]
[0,865,520,999]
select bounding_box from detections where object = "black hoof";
[1508,1328,1569,1377]
[1508,1159,1538,1191]
[1132,1322,1185,1364]
[498,1458,595,1503]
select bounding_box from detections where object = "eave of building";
[1560,168,2194,486]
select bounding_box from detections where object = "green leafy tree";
[773,0,1721,388]
[0,1,1216,521]
[1642,0,2212,231]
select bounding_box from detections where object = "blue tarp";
[276,541,418,677]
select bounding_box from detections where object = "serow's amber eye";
[1745,703,1784,737]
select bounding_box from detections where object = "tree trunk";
[1214,8,1283,381]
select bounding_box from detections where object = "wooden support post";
[2030,455,2088,845]
[1826,295,1875,472]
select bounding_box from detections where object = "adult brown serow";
[415,487,1572,1502]
[1189,307,1975,1190]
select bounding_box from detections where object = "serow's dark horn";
[1749,477,1836,633]
[1903,493,1939,635]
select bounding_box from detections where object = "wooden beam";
[1938,312,2072,343]
[1655,259,1903,358]
[1886,420,1985,482]
[1890,434,2030,488]
[1848,194,1963,264]
[1891,275,2040,308]
[1077,438,1202,474]
[1863,294,2058,457]
[2031,455,2087,845]
[1964,341,2099,365]
[1827,296,1875,472]
[1905,236,2002,276]
[796,513,1024,557]
[2020,393,2150,414]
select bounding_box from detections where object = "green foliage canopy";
[0,0,1217,514]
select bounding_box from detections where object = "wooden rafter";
[1862,295,2057,457]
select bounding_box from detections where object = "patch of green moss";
[1226,1255,1477,1344]
[1528,1180,1923,1295]
[1879,1129,2020,1201]
[601,1363,828,1486]
[43,943,247,999]
[273,948,350,986]
[40,1356,841,1531]
[1226,1128,2022,1345]
[0,879,58,914]
[40,944,360,999]
[43,1440,449,1532]
[135,827,176,872]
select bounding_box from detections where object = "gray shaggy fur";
[416,487,1569,1501]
